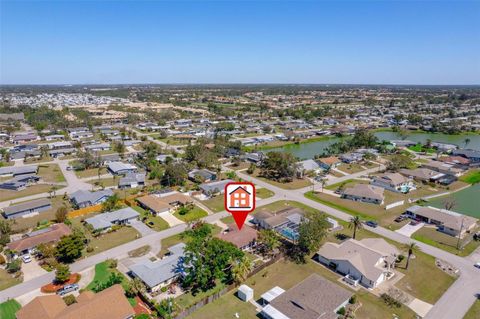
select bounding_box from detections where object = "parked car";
[56,284,79,296]
[22,255,32,263]
[474,262,480,269]
[410,220,420,226]
[394,215,406,223]
[365,221,378,228]
[66,166,73,171]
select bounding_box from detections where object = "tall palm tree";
[232,256,252,284]
[258,229,280,257]
[348,216,363,239]
[403,242,419,269]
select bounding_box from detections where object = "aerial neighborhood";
[0,86,479,319]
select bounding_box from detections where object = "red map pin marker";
[224,182,256,230]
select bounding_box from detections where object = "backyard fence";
[67,204,103,219]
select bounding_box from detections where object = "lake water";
[427,184,480,218]
[269,132,480,160]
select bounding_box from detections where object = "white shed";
[237,284,254,302]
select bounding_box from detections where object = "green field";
[460,169,480,184]
[0,300,21,319]
[173,206,208,222]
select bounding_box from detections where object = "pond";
[427,184,480,219]
[269,132,480,160]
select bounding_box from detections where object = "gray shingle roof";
[3,198,51,216]
[84,207,139,230]
[70,189,114,206]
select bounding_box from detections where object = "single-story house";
[136,195,172,215]
[129,243,186,292]
[2,198,52,219]
[7,223,72,256]
[16,284,134,319]
[199,179,233,196]
[188,169,217,182]
[318,156,341,169]
[70,189,114,208]
[107,161,137,175]
[421,160,464,177]
[217,224,258,250]
[252,207,309,242]
[0,165,38,177]
[84,207,140,231]
[0,174,40,191]
[119,173,145,189]
[314,238,399,289]
[405,205,478,238]
[452,149,480,164]
[260,274,352,319]
[84,143,111,152]
[160,193,193,207]
[340,152,363,164]
[342,184,385,205]
[296,159,321,174]
[399,168,445,182]
[439,156,471,168]
[371,173,414,193]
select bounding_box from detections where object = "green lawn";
[158,224,222,257]
[173,206,208,222]
[412,227,480,257]
[0,300,21,319]
[1,184,53,202]
[202,195,225,213]
[88,177,117,188]
[85,261,130,292]
[408,144,435,154]
[256,187,274,199]
[336,163,366,174]
[460,169,480,184]
[0,269,22,291]
[325,179,367,190]
[132,206,169,231]
[86,226,140,256]
[464,299,480,319]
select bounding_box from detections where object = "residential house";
[260,274,352,319]
[297,159,322,175]
[452,149,480,165]
[84,143,111,152]
[0,174,40,191]
[422,160,464,177]
[129,243,185,292]
[199,179,233,196]
[371,173,414,193]
[0,112,24,122]
[399,168,445,182]
[341,184,385,205]
[136,195,172,215]
[16,284,134,319]
[107,161,137,175]
[405,205,478,238]
[439,156,471,169]
[7,223,71,257]
[84,207,139,231]
[217,224,258,250]
[318,156,341,170]
[252,207,308,242]
[188,168,217,182]
[0,165,38,177]
[69,189,114,208]
[119,173,145,189]
[2,198,52,219]
[314,238,399,289]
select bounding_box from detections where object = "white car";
[22,255,32,263]
[474,262,480,269]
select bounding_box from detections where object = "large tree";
[0,219,12,246]
[261,151,298,182]
[349,216,363,239]
[161,163,188,187]
[297,213,330,256]
[55,233,86,263]
[403,242,419,270]
[55,264,71,283]
[258,229,280,257]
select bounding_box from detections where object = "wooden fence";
[66,193,145,219]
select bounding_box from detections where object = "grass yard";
[408,144,435,154]
[85,261,130,291]
[460,169,480,184]
[132,206,169,231]
[336,163,366,174]
[173,206,208,222]
[256,187,274,199]
[75,167,108,179]
[38,164,66,183]
[158,224,222,257]
[202,195,225,212]
[254,173,312,190]
[88,177,117,188]
[464,299,480,319]
[0,299,21,319]
[0,269,22,291]
[412,226,480,257]
[1,184,53,202]
[86,226,140,256]
[325,179,368,190]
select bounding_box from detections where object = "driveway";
[158,212,184,227]
[407,298,434,318]
[395,222,425,237]
[130,220,156,236]
[21,258,48,282]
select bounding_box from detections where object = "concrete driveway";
[395,222,425,237]
[158,212,184,227]
[130,219,156,236]
[22,258,48,281]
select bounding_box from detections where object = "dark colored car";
[365,221,378,228]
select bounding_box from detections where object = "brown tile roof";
[217,224,258,248]
[319,156,340,166]
[137,195,172,214]
[269,274,352,319]
[17,285,134,319]
[160,193,193,206]
[343,184,384,201]
[7,223,72,252]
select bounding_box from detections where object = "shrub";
[6,259,21,273]
[55,264,71,283]
[62,294,77,305]
[161,286,168,293]
[0,254,5,265]
[336,307,346,315]
[106,258,118,269]
[381,293,402,308]
[86,246,94,253]
[349,295,357,304]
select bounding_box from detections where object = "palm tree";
[348,216,363,239]
[258,229,280,257]
[464,138,471,148]
[403,242,419,269]
[320,178,327,193]
[231,256,252,284]
[127,277,146,296]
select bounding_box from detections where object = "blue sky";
[1,1,479,85]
